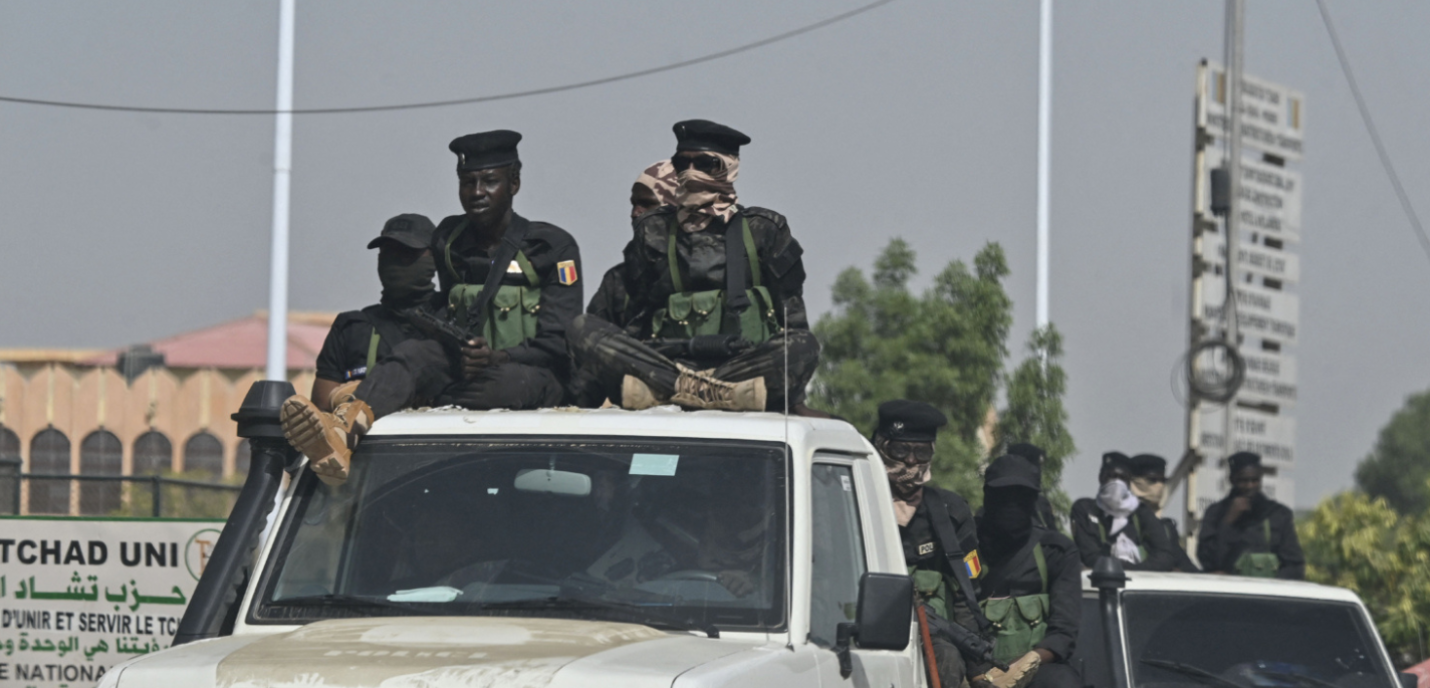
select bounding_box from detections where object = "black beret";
[367,213,436,250]
[1129,453,1167,477]
[673,119,751,156]
[449,130,522,172]
[985,454,1041,490]
[1228,451,1262,474]
[1007,442,1046,465]
[875,400,947,443]
[1101,451,1132,473]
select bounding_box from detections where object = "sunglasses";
[672,153,723,174]
[880,440,935,466]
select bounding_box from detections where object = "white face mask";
[1097,479,1139,518]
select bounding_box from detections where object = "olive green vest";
[979,543,1050,666]
[443,221,542,351]
[1234,520,1278,578]
[651,217,780,344]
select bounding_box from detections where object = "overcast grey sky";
[2,1,1428,509]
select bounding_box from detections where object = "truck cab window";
[809,463,867,647]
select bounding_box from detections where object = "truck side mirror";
[832,573,914,678]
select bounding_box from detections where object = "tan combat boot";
[669,366,767,412]
[327,380,361,408]
[280,394,374,486]
[621,375,664,410]
[972,651,1041,688]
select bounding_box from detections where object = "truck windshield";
[253,436,788,633]
[1124,592,1391,688]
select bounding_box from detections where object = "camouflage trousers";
[567,314,820,411]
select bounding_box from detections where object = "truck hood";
[111,616,751,688]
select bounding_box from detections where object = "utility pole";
[265,0,297,382]
[1035,0,1053,330]
[1220,0,1245,464]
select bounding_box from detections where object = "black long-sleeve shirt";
[431,212,582,372]
[976,527,1081,662]
[1197,493,1305,579]
[1069,498,1178,571]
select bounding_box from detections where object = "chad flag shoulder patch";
[557,260,578,285]
[964,550,982,579]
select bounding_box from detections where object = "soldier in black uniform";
[874,401,988,687]
[310,214,439,412]
[1197,452,1305,579]
[568,120,819,412]
[975,454,1082,688]
[1069,452,1177,571]
[1128,453,1200,573]
[281,130,578,485]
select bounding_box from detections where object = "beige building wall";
[0,362,314,515]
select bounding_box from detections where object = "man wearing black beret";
[1197,452,1304,578]
[281,131,579,485]
[568,119,818,412]
[872,400,988,687]
[1128,453,1200,573]
[1069,452,1178,571]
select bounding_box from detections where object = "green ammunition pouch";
[652,217,780,345]
[1097,513,1148,562]
[1234,520,1279,578]
[910,566,952,621]
[444,221,542,352]
[979,543,1049,666]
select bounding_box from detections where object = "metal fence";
[0,458,242,518]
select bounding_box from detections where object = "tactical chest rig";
[651,213,781,344]
[442,217,542,351]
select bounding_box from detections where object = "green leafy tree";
[812,239,1019,504]
[996,325,1076,515]
[1299,488,1430,665]
[109,470,241,519]
[1355,389,1430,515]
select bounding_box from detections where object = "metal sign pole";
[1220,0,1245,471]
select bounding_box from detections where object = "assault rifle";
[648,334,752,360]
[921,603,1007,672]
[398,307,481,351]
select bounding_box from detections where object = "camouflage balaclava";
[636,159,678,207]
[675,152,740,233]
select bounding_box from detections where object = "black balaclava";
[378,252,437,307]
[979,487,1037,557]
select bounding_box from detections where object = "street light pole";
[265,0,296,382]
[1035,0,1053,330]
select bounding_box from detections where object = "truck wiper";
[1253,669,1341,688]
[478,596,720,638]
[274,593,458,616]
[1141,658,1245,688]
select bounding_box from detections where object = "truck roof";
[1082,570,1364,604]
[366,406,874,455]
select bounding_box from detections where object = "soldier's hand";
[1224,495,1253,524]
[460,338,508,378]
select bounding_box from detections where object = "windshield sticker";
[629,454,680,476]
[387,586,461,603]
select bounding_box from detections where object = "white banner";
[1203,63,1306,161]
[1198,405,1297,464]
[1201,279,1300,344]
[1239,351,1298,406]
[0,517,224,688]
[1200,235,1301,283]
[1203,148,1303,237]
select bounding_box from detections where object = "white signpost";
[0,517,223,688]
[1184,60,1304,542]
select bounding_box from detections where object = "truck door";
[809,459,915,686]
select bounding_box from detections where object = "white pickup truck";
[97,382,1409,688]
